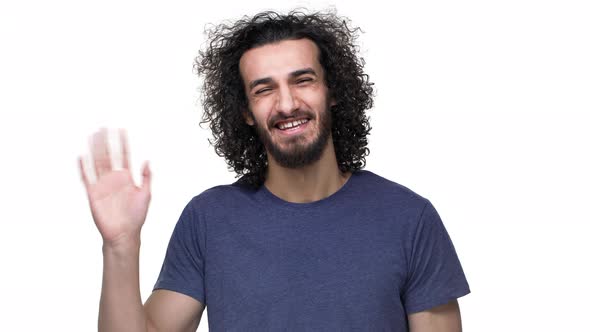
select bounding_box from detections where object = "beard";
[252,102,332,169]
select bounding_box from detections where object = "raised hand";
[79,128,152,246]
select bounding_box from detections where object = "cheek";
[249,106,272,127]
[304,87,329,106]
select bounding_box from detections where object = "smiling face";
[239,38,335,169]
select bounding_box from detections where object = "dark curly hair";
[195,9,374,188]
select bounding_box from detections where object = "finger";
[78,156,91,191]
[140,161,151,193]
[119,128,131,170]
[91,128,112,177]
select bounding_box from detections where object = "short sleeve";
[153,200,206,305]
[401,200,470,314]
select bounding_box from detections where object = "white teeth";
[278,119,308,130]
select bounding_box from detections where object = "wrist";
[102,234,141,254]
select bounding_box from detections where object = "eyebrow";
[248,68,317,91]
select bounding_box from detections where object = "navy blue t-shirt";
[154,170,470,331]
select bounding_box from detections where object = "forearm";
[99,237,147,332]
[408,300,462,332]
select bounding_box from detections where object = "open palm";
[79,128,151,245]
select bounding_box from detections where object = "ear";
[242,109,255,126]
[329,97,337,108]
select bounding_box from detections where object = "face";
[239,38,335,169]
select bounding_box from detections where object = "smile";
[276,118,309,130]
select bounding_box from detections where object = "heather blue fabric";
[154,170,470,331]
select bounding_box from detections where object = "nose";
[275,85,300,115]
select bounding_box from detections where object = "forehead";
[239,38,322,81]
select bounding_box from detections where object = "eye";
[254,88,271,95]
[297,78,313,84]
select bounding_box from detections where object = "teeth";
[278,119,308,130]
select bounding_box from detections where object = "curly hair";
[195,9,374,188]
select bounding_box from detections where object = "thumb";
[140,161,151,194]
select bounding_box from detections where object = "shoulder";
[185,181,258,214]
[353,170,429,207]
[351,170,435,231]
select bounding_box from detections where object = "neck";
[264,137,352,203]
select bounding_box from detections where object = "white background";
[0,0,588,330]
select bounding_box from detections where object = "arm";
[408,299,462,332]
[100,238,205,332]
[145,290,205,332]
[403,201,470,331]
[80,128,204,332]
[99,238,145,331]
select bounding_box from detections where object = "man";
[79,10,470,332]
